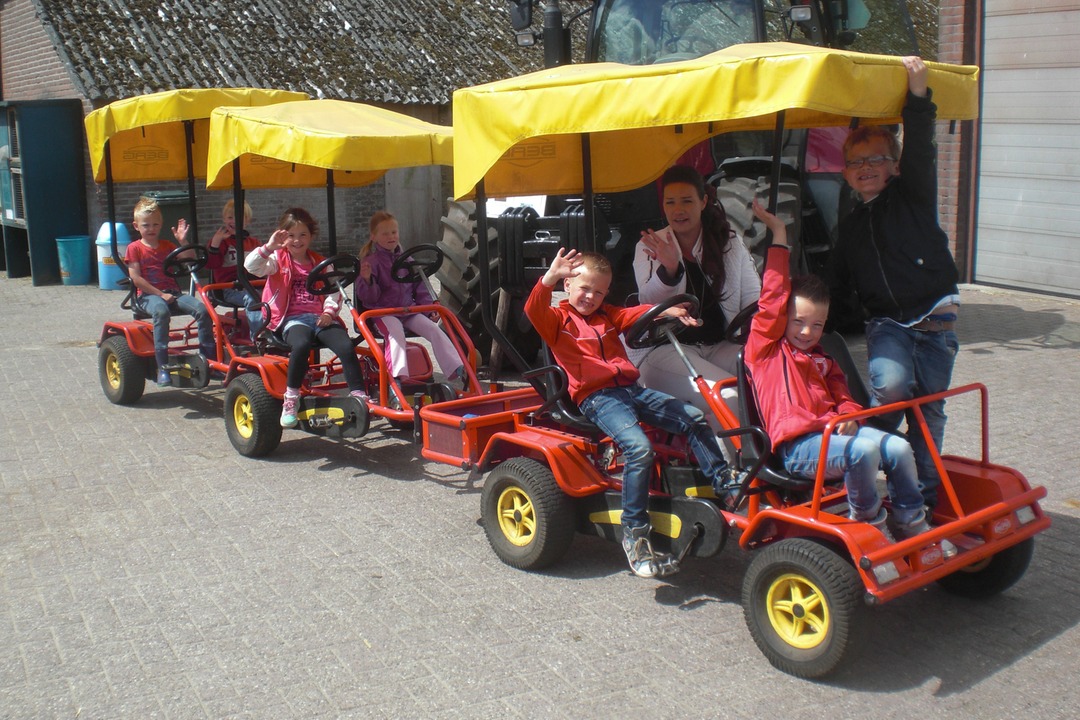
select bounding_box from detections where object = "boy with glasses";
[829,56,960,514]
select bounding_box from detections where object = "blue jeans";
[779,426,924,525]
[865,319,959,508]
[136,293,214,364]
[219,287,265,340]
[579,384,729,530]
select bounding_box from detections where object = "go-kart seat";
[735,350,813,493]
[351,299,435,380]
[523,345,601,435]
[817,331,870,408]
[117,278,152,320]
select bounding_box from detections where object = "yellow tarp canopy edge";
[452,43,980,198]
[204,100,453,190]
[85,88,309,183]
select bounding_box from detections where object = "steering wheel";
[390,244,445,284]
[306,254,361,296]
[624,293,701,350]
[162,245,209,279]
[725,303,759,345]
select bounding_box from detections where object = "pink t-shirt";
[285,260,324,317]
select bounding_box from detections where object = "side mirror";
[509,0,533,31]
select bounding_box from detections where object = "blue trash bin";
[56,235,93,285]
[95,222,132,290]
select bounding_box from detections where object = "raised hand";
[902,56,928,98]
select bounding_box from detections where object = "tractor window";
[593,0,763,65]
[592,1,933,64]
[762,0,931,58]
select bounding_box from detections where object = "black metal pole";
[232,159,244,243]
[326,169,337,255]
[104,139,121,268]
[476,179,528,374]
[581,133,595,253]
[183,119,199,245]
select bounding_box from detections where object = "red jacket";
[524,278,651,405]
[744,245,861,449]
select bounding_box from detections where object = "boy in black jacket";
[829,57,960,512]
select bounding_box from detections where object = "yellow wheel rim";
[496,486,535,547]
[105,353,121,390]
[232,394,254,440]
[765,572,830,650]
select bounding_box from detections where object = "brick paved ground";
[1,277,1078,719]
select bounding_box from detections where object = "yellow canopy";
[85,88,308,183]
[205,100,454,189]
[452,42,980,198]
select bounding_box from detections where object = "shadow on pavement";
[960,302,1080,351]
[823,511,1076,693]
[570,509,1075,692]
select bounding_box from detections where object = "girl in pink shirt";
[245,207,367,428]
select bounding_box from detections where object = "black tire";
[435,200,501,361]
[481,457,575,570]
[98,335,147,405]
[936,537,1034,599]
[224,373,283,457]
[742,538,866,679]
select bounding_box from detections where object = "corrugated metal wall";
[976,0,1080,296]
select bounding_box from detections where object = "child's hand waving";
[542,248,584,287]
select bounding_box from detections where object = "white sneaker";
[622,525,658,578]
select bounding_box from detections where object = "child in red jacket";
[525,248,740,578]
[745,201,955,556]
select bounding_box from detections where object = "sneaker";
[713,466,744,511]
[280,392,299,428]
[349,389,369,403]
[622,524,658,578]
[156,368,171,387]
[895,513,959,559]
[447,366,467,394]
[863,507,897,543]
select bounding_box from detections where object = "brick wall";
[935,0,976,280]
[0,0,79,100]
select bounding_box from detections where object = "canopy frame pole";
[580,133,595,253]
[326,169,338,256]
[765,110,787,244]
[183,120,200,246]
[476,180,528,376]
[231,159,245,245]
[104,139,123,271]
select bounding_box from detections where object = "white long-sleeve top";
[629,227,760,365]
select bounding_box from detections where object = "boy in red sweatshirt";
[525,248,740,578]
[745,201,955,556]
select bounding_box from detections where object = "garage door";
[976,1,1080,297]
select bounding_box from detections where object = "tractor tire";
[936,537,1034,599]
[98,335,147,405]
[435,200,500,359]
[742,538,866,679]
[224,373,283,457]
[481,457,576,571]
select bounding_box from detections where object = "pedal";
[298,396,370,439]
[169,353,210,389]
[653,553,681,577]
